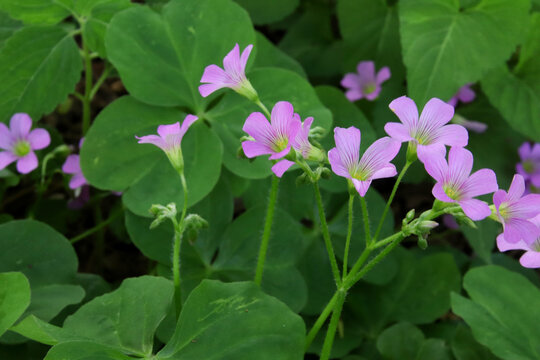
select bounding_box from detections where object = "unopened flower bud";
[320,167,332,180]
[405,209,416,222]
[417,235,428,250]
[149,203,177,229]
[309,126,327,141]
[183,213,209,244]
[296,172,310,186]
[418,220,438,233]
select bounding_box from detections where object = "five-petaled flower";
[424,147,498,221]
[328,126,401,197]
[493,174,540,244]
[385,96,468,162]
[291,115,325,163]
[497,215,540,268]
[0,113,50,174]
[199,43,257,101]
[341,61,390,102]
[516,142,540,189]
[136,115,198,173]
[242,101,301,178]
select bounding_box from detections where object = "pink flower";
[290,115,324,162]
[385,96,468,162]
[62,154,87,190]
[328,127,401,197]
[493,174,540,244]
[341,61,390,102]
[447,83,475,107]
[497,215,540,268]
[242,101,301,177]
[424,147,498,221]
[199,43,257,100]
[516,142,540,188]
[0,113,50,174]
[136,114,198,172]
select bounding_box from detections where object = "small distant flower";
[136,115,198,173]
[497,215,540,268]
[517,142,540,187]
[448,83,475,107]
[493,174,540,244]
[451,114,487,134]
[341,61,390,102]
[291,115,324,162]
[62,154,87,191]
[424,147,498,221]
[199,43,257,100]
[0,113,50,174]
[385,96,468,162]
[442,214,459,229]
[242,101,301,177]
[328,127,400,197]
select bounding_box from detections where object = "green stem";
[172,172,189,317]
[255,99,271,119]
[254,175,279,285]
[179,173,188,226]
[373,160,412,242]
[360,196,371,246]
[70,208,123,244]
[81,33,93,135]
[343,246,371,288]
[320,290,346,360]
[342,194,354,279]
[89,62,111,100]
[305,292,339,351]
[371,232,403,249]
[313,182,342,287]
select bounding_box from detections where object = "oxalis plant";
[0,0,540,360]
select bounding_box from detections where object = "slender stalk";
[342,194,354,279]
[360,196,371,246]
[373,161,411,242]
[81,32,93,135]
[179,173,188,226]
[305,292,339,350]
[371,232,403,249]
[89,62,111,100]
[343,246,371,287]
[255,99,271,118]
[172,172,189,316]
[320,290,346,360]
[313,182,342,287]
[254,175,279,285]
[70,208,122,244]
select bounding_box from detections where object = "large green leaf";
[44,341,133,360]
[80,96,223,216]
[0,10,21,49]
[461,219,498,264]
[62,276,174,357]
[106,0,255,110]
[234,0,299,25]
[452,265,540,360]
[253,32,306,78]
[157,280,305,360]
[0,272,30,337]
[0,221,84,329]
[0,25,81,122]
[399,0,530,105]
[0,0,70,24]
[338,0,405,80]
[451,325,498,360]
[207,67,332,179]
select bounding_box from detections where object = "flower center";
[498,203,510,220]
[523,160,535,174]
[363,83,376,95]
[443,184,461,200]
[13,140,31,157]
[272,136,288,153]
[534,238,540,252]
[351,166,370,181]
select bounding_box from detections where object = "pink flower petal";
[388,96,418,130]
[136,134,167,151]
[157,122,180,139]
[364,87,381,101]
[519,251,540,268]
[199,83,225,98]
[418,98,454,129]
[0,123,12,150]
[417,143,446,163]
[240,44,253,71]
[223,43,241,75]
[62,154,81,174]
[270,101,294,138]
[269,143,291,160]
[462,168,498,198]
[10,113,32,139]
[511,193,540,220]
[28,128,51,150]
[69,173,87,190]
[16,151,38,174]
[493,189,506,209]
[242,140,272,158]
[371,164,397,180]
[345,89,363,102]
[272,159,294,178]
[356,61,375,84]
[507,174,525,202]
[341,73,359,89]
[334,127,361,171]
[423,153,448,183]
[384,122,413,142]
[496,233,530,252]
[432,182,455,203]
[0,151,16,170]
[328,148,351,178]
[179,115,198,139]
[242,112,273,145]
[459,198,491,221]
[458,84,476,103]
[352,178,371,197]
[518,142,531,160]
[376,66,391,84]
[435,124,468,147]
[448,147,473,184]
[503,218,539,243]
[359,137,400,176]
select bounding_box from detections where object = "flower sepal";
[149,203,177,230]
[183,213,209,244]
[406,141,418,163]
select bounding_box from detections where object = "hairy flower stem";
[372,160,412,242]
[360,196,372,246]
[254,175,280,285]
[81,32,93,136]
[172,173,189,317]
[313,182,342,288]
[320,290,346,360]
[342,194,354,279]
[305,292,339,350]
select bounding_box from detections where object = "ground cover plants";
[0,0,540,359]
